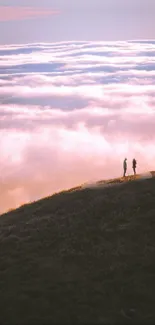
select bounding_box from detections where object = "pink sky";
[0,40,155,214]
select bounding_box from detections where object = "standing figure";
[132,158,137,175]
[123,158,127,177]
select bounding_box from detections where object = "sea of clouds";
[0,40,155,213]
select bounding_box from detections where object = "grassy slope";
[0,174,155,324]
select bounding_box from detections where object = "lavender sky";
[0,1,155,213]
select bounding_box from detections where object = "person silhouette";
[123,158,127,177]
[132,158,137,175]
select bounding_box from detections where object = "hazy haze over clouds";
[0,1,155,213]
[0,0,154,43]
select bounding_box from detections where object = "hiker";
[132,158,137,175]
[123,158,127,177]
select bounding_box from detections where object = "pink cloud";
[0,40,155,214]
[0,125,155,215]
[0,6,59,22]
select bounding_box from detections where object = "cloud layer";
[0,6,59,22]
[0,40,155,214]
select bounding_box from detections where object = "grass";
[0,173,155,324]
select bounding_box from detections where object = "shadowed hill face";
[0,176,155,323]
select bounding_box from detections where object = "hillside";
[0,172,155,324]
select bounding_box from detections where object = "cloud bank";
[0,40,155,214]
[0,6,59,22]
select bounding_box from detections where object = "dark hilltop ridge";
[0,171,155,324]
